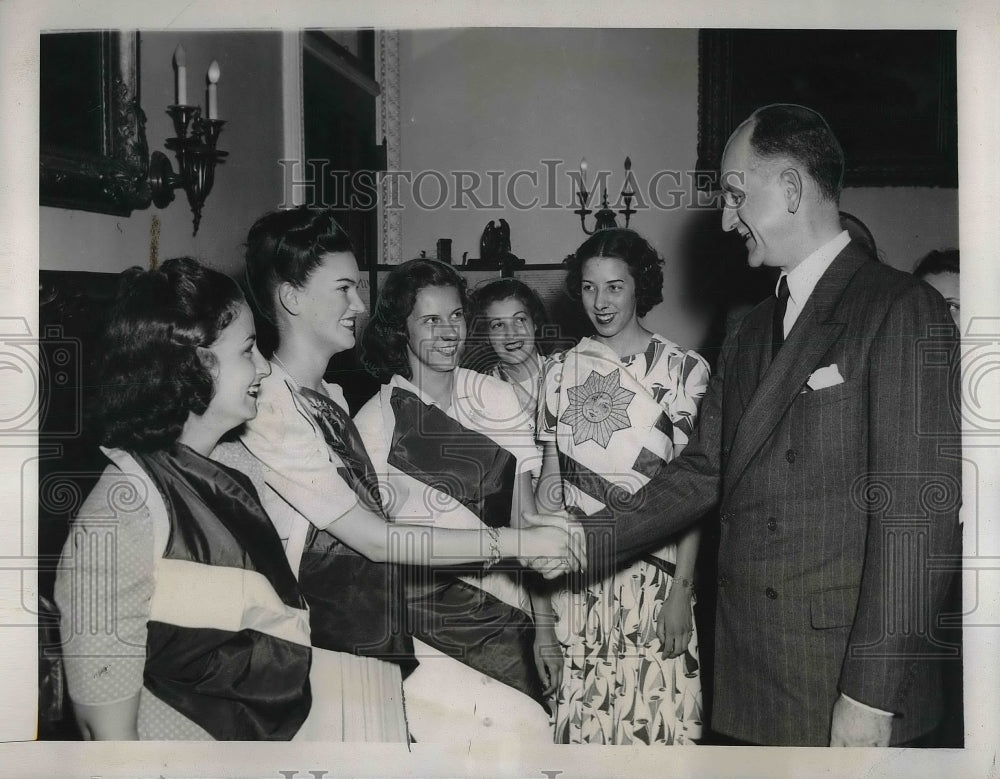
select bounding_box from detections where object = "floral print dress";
[538,334,710,744]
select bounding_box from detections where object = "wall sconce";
[574,156,637,235]
[148,46,227,236]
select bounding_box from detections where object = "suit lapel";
[725,243,869,489]
[734,313,770,409]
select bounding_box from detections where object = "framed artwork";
[697,30,958,188]
[39,31,152,215]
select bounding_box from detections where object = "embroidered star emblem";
[559,368,635,448]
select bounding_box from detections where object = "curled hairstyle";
[97,257,245,452]
[360,258,469,381]
[565,228,664,318]
[748,104,845,204]
[913,248,960,279]
[465,278,553,372]
[244,206,355,354]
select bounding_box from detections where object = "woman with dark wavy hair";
[537,228,709,744]
[355,258,564,744]
[224,209,582,742]
[466,278,552,424]
[54,257,312,741]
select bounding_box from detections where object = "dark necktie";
[772,274,790,358]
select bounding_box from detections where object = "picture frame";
[39,31,152,215]
[697,30,958,188]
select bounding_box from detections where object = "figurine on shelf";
[479,218,524,272]
[480,220,501,265]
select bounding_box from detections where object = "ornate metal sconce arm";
[148,105,228,235]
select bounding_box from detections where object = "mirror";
[39,31,152,215]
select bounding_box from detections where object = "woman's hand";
[656,581,694,659]
[517,514,587,579]
[532,621,563,698]
[72,697,141,740]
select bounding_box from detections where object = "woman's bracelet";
[484,525,502,571]
[676,577,695,592]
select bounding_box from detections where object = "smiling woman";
[218,212,583,743]
[54,258,312,741]
[538,229,709,745]
[354,258,562,744]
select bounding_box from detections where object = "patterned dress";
[538,334,710,744]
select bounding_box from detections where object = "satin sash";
[133,445,312,741]
[291,386,416,674]
[385,386,545,705]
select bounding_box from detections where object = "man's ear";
[780,167,803,214]
[277,281,299,316]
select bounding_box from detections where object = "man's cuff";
[840,692,893,717]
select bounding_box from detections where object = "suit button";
[482,717,493,727]
[719,575,729,587]
[720,512,729,523]
[767,517,777,531]
[785,449,796,463]
[765,587,778,599]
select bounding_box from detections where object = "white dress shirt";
[777,230,850,336]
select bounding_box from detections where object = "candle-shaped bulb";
[624,155,632,171]
[579,157,589,193]
[174,44,187,105]
[207,59,220,119]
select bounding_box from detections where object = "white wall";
[398,28,959,347]
[40,28,960,344]
[39,31,284,276]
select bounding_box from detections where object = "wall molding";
[376,29,401,265]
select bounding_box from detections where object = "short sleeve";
[536,352,566,443]
[353,392,389,475]
[54,468,154,706]
[241,374,358,530]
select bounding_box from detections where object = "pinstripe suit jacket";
[590,241,961,745]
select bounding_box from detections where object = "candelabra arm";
[148,108,227,235]
[619,190,636,230]
[574,188,597,235]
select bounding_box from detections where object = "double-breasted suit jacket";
[587,240,961,745]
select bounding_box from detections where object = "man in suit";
[533,104,961,746]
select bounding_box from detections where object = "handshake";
[515,510,588,580]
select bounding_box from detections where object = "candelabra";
[148,105,227,236]
[574,156,636,235]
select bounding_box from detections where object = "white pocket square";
[806,363,844,391]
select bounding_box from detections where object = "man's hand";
[523,510,572,529]
[518,511,588,579]
[829,694,893,747]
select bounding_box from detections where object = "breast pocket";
[796,378,861,409]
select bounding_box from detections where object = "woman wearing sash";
[54,258,312,740]
[537,229,709,744]
[227,208,581,742]
[354,258,561,744]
